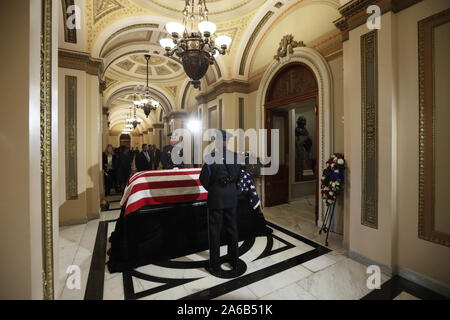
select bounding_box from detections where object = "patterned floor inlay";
[85,219,333,300]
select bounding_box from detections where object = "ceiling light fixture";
[159,0,232,89]
[126,106,142,129]
[134,54,160,117]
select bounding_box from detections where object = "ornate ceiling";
[130,0,266,21]
[76,0,345,136]
[108,53,184,81]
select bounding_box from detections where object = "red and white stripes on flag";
[120,168,208,217]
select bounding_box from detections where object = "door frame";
[265,108,290,206]
[255,46,334,225]
[265,91,319,223]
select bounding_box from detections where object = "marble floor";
[58,194,435,300]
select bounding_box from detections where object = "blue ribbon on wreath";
[322,169,344,182]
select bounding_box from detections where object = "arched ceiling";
[130,0,266,21]
[108,53,184,82]
[75,0,348,136]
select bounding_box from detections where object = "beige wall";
[395,0,450,288]
[344,0,450,293]
[0,0,55,299]
[344,11,397,269]
[58,69,101,225]
[328,53,344,154]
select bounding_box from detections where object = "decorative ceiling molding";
[58,49,104,77]
[93,0,124,24]
[239,11,274,76]
[105,84,174,115]
[61,0,77,44]
[99,23,160,57]
[165,86,177,98]
[334,0,423,41]
[137,0,262,17]
[274,35,305,61]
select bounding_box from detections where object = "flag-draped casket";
[107,169,269,272]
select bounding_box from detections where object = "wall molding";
[164,111,188,122]
[65,75,78,200]
[255,46,334,221]
[348,250,393,276]
[417,8,450,248]
[61,0,77,44]
[152,123,164,129]
[196,80,258,104]
[349,250,450,298]
[58,49,104,77]
[334,0,424,41]
[361,30,378,229]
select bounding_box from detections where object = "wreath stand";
[319,200,336,247]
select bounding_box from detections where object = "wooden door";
[265,109,289,206]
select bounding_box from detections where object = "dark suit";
[136,151,152,172]
[153,148,161,170]
[102,153,115,196]
[161,145,184,169]
[199,148,242,269]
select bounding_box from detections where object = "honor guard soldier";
[199,129,242,276]
[161,132,184,169]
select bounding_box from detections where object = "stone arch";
[256,46,333,218]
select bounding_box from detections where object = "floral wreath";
[321,153,345,205]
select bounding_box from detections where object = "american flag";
[120,168,208,217]
[237,169,260,209]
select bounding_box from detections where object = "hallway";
[59,195,443,300]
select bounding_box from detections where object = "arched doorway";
[264,62,319,223]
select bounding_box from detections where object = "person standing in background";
[161,133,184,169]
[102,144,115,196]
[116,146,132,193]
[153,144,161,170]
[136,144,152,172]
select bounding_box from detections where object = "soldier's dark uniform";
[161,133,184,169]
[199,131,241,274]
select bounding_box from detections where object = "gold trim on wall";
[418,8,450,247]
[65,76,78,200]
[334,0,424,42]
[41,0,54,300]
[61,0,77,44]
[361,30,378,229]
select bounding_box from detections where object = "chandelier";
[126,106,142,129]
[133,54,160,117]
[159,0,232,89]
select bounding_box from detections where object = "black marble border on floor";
[180,222,330,300]
[84,221,108,300]
[123,220,330,300]
[85,218,331,300]
[361,275,448,300]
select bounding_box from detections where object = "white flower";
[337,159,344,165]
[332,183,336,187]
[334,170,339,173]
[329,191,334,196]
[336,181,340,185]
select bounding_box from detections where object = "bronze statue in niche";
[295,115,313,181]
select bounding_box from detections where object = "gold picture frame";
[418,8,450,247]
